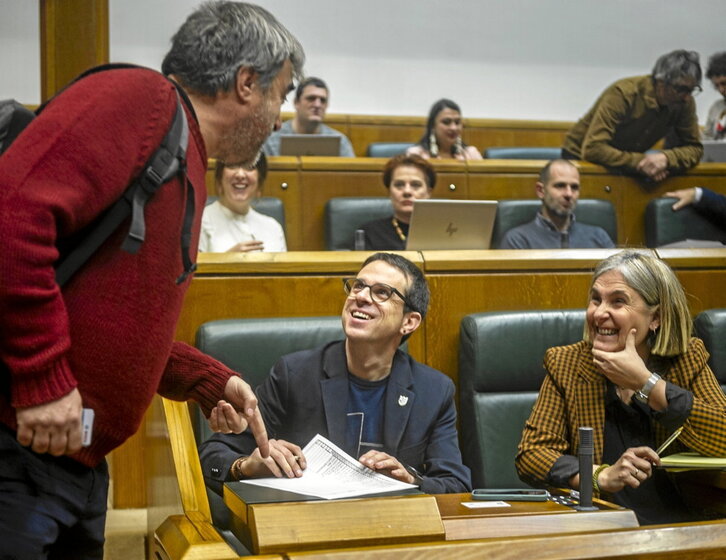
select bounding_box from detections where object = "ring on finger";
[633,469,639,477]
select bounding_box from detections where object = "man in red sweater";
[0,2,304,558]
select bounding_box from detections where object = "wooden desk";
[435,493,638,541]
[286,519,726,559]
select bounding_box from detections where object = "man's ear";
[400,311,422,336]
[535,182,545,200]
[235,66,258,105]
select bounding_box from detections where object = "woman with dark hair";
[516,251,726,525]
[359,154,436,250]
[407,99,482,160]
[199,152,287,252]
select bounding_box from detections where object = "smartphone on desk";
[471,488,549,501]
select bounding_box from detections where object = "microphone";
[575,426,597,511]
[353,229,365,251]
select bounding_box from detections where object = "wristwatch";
[635,372,661,403]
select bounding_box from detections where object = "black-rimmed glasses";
[342,278,417,312]
[670,83,702,96]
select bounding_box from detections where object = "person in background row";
[359,154,436,250]
[703,51,726,140]
[200,153,287,252]
[499,159,614,249]
[516,251,726,525]
[663,186,726,224]
[0,2,304,557]
[263,76,355,157]
[407,98,482,161]
[562,50,703,182]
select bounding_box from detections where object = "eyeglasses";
[669,83,702,96]
[342,278,417,312]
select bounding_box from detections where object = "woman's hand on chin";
[592,329,650,390]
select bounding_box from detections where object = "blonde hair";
[582,251,691,356]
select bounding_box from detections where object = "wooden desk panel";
[435,492,637,541]
[287,520,726,560]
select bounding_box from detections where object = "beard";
[217,99,275,167]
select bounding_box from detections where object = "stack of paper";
[659,452,726,470]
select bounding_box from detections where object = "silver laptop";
[278,134,340,156]
[406,199,498,250]
[701,140,726,163]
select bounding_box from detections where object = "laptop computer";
[278,134,341,156]
[701,140,726,163]
[405,199,498,250]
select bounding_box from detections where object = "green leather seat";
[693,309,726,393]
[365,142,414,158]
[194,315,407,538]
[194,316,344,540]
[458,310,585,488]
[483,147,562,160]
[324,197,393,250]
[205,195,286,232]
[491,199,617,249]
[644,197,726,248]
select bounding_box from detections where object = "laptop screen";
[278,135,341,156]
[405,199,498,250]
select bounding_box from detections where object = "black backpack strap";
[55,89,189,286]
[122,91,189,254]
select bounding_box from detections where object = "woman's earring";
[429,132,439,158]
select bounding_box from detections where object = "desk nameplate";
[224,488,444,555]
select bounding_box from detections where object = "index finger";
[247,408,269,458]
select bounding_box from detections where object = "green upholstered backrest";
[365,142,415,157]
[205,195,286,232]
[693,309,726,393]
[324,197,393,250]
[644,198,726,248]
[194,316,343,532]
[458,310,585,488]
[483,147,562,160]
[491,198,617,249]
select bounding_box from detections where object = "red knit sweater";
[0,68,236,466]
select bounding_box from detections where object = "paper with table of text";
[238,434,417,499]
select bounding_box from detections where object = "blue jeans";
[0,426,109,560]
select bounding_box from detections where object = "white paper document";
[238,434,417,500]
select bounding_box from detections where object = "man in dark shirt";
[200,252,471,495]
[499,159,614,249]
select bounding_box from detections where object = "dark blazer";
[199,341,471,494]
[695,187,726,224]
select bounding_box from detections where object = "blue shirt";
[345,373,389,458]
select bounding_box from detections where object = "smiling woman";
[198,153,287,253]
[516,250,726,526]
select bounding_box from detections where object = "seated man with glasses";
[199,252,471,495]
[562,49,703,182]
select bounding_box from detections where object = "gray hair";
[162,1,305,96]
[582,251,691,356]
[651,49,702,86]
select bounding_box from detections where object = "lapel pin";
[398,395,408,407]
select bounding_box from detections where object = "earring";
[429,132,439,158]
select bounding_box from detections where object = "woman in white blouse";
[199,153,287,253]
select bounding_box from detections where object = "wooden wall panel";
[40,0,108,101]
